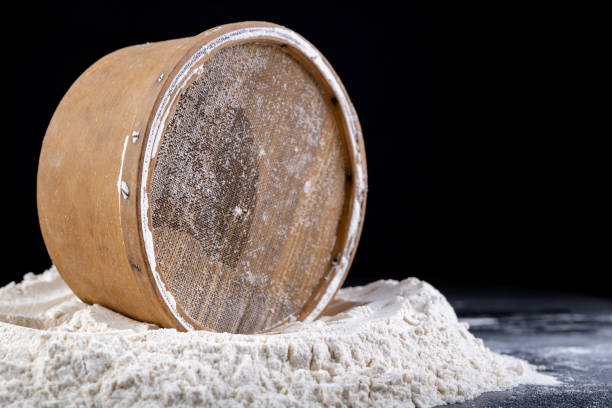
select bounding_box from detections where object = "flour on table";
[0,267,556,407]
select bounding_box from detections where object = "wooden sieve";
[37,22,367,333]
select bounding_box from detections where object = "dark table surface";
[434,285,612,407]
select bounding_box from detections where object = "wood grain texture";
[37,22,367,333]
[38,36,195,328]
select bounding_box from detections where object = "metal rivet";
[121,181,130,199]
[157,73,164,82]
[331,254,340,266]
[131,130,139,143]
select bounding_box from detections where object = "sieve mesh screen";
[149,42,347,333]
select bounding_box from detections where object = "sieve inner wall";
[149,42,348,333]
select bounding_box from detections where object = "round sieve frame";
[135,24,367,332]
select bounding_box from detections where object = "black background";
[2,4,607,297]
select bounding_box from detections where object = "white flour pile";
[0,267,555,407]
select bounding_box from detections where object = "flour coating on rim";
[117,135,129,211]
[140,26,367,331]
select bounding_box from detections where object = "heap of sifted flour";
[0,267,556,407]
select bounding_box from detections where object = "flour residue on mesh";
[148,42,347,333]
[151,105,258,269]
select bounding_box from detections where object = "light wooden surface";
[37,22,367,333]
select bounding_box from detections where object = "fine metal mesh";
[149,42,347,333]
